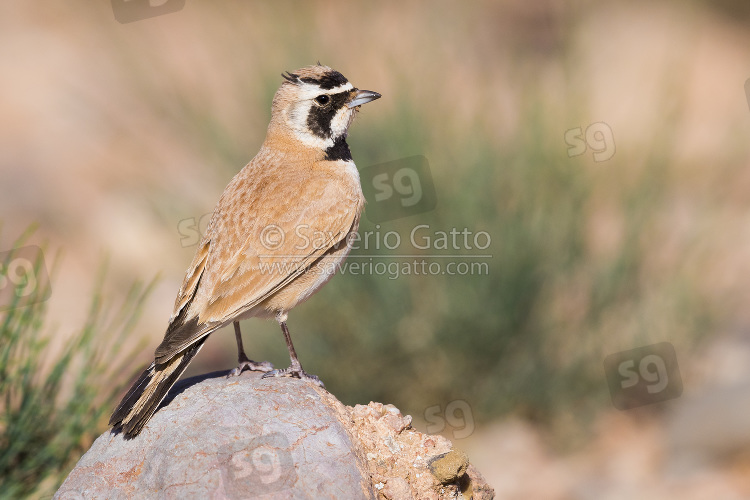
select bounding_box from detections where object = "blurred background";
[2,0,750,497]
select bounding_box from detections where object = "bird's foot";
[262,365,324,388]
[227,358,274,377]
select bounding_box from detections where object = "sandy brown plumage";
[110,65,380,438]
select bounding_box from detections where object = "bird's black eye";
[315,94,330,105]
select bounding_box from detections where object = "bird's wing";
[169,236,210,324]
[154,166,361,363]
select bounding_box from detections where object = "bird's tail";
[109,339,206,438]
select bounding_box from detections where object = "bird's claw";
[227,359,274,377]
[262,367,324,387]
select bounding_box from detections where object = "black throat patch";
[324,135,353,161]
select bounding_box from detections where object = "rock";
[428,450,469,484]
[55,371,494,499]
[666,381,750,473]
[350,403,493,500]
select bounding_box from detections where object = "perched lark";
[110,65,380,438]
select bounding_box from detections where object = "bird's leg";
[262,318,324,387]
[228,321,274,377]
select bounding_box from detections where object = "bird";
[109,64,381,438]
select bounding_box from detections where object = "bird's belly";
[253,235,355,317]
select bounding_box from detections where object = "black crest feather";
[300,70,348,90]
[281,71,299,84]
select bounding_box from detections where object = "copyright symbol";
[260,224,285,250]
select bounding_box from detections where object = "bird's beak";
[348,89,381,108]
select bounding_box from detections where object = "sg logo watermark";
[177,213,211,248]
[111,0,185,24]
[218,432,295,496]
[565,122,616,162]
[0,246,51,311]
[360,155,437,223]
[424,399,475,439]
[603,342,683,410]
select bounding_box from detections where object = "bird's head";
[266,64,381,159]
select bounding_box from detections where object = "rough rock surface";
[55,371,494,499]
[351,403,494,500]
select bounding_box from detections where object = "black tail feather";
[109,361,155,426]
[109,338,207,438]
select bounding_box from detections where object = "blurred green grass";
[0,232,152,498]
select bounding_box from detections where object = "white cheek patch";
[330,107,354,139]
[286,101,308,130]
[285,101,334,149]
